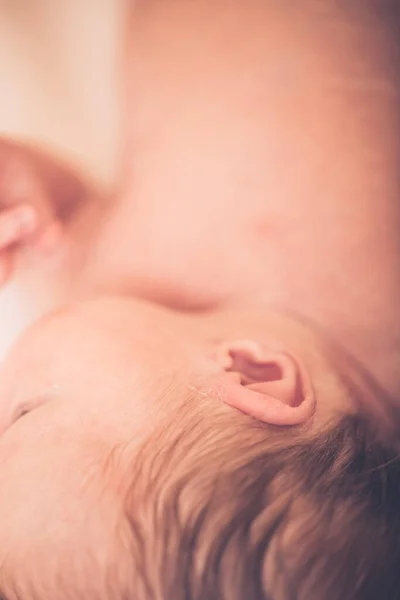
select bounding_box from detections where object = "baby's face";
[0,295,363,597]
[0,297,214,596]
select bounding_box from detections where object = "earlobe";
[213,340,316,426]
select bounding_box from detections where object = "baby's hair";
[1,379,400,599]
[122,387,400,600]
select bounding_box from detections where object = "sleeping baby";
[0,1,400,599]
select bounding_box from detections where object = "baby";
[1,1,400,599]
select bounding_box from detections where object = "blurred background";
[0,0,127,357]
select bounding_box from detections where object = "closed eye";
[15,407,31,420]
[12,397,48,424]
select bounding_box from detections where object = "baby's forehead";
[0,446,130,600]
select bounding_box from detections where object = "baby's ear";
[212,340,316,426]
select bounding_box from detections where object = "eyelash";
[12,398,46,423]
[16,407,30,419]
[13,404,33,422]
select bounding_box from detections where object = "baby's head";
[0,297,399,599]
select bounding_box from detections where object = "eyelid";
[12,396,48,424]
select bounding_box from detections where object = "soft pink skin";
[3,2,400,389]
[83,1,400,394]
[0,3,399,592]
[0,296,350,596]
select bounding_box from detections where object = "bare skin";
[0,4,399,593]
[1,0,400,396]
[112,0,400,393]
